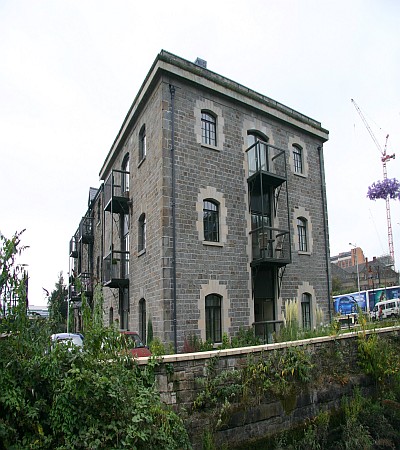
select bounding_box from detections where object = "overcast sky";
[1,0,399,307]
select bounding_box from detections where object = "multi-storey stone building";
[68,50,331,351]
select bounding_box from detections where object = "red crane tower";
[351,99,396,267]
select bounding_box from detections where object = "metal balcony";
[246,141,287,187]
[104,169,130,214]
[250,226,291,267]
[77,272,93,297]
[69,234,79,258]
[103,250,129,288]
[79,216,94,244]
[253,320,284,344]
[68,283,81,302]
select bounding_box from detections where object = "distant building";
[331,247,398,292]
[68,50,330,351]
[330,247,365,269]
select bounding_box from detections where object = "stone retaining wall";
[137,326,399,449]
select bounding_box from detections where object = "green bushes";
[0,231,190,450]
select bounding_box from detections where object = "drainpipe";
[318,145,332,321]
[169,84,178,353]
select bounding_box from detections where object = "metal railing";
[79,216,94,243]
[253,320,284,344]
[103,250,129,285]
[246,141,287,179]
[104,169,130,211]
[250,226,290,263]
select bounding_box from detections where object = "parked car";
[50,333,84,350]
[120,331,151,357]
[370,299,400,320]
[336,295,358,315]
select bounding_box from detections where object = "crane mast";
[351,99,396,267]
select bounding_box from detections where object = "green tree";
[47,272,68,332]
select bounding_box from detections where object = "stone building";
[68,50,330,351]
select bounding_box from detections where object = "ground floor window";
[205,294,222,343]
[301,293,311,329]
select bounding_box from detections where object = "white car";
[50,333,84,349]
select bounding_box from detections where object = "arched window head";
[203,199,219,242]
[139,125,146,162]
[138,213,146,252]
[297,217,308,252]
[205,294,222,343]
[292,145,303,174]
[201,111,217,146]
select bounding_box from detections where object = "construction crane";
[351,99,396,268]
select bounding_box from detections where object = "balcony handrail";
[249,225,289,236]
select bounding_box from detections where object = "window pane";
[201,112,216,146]
[138,214,146,251]
[205,294,222,342]
[301,293,311,329]
[139,126,146,160]
[293,146,303,173]
[203,200,219,242]
[297,218,307,252]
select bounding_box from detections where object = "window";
[97,198,101,223]
[297,217,308,252]
[293,145,303,174]
[122,154,130,192]
[247,132,269,175]
[203,200,219,242]
[301,293,311,329]
[122,214,129,275]
[201,112,217,146]
[138,213,146,252]
[205,294,222,343]
[139,125,146,162]
[139,298,146,344]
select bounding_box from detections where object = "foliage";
[230,326,262,347]
[279,299,301,342]
[242,347,313,405]
[367,177,400,201]
[183,334,214,353]
[0,232,191,450]
[193,356,242,412]
[357,332,400,384]
[149,337,175,356]
[0,229,28,321]
[47,272,68,333]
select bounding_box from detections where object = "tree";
[47,272,68,332]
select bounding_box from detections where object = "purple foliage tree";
[367,178,400,201]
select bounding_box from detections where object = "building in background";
[331,248,398,293]
[68,51,330,351]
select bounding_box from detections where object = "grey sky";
[1,0,399,306]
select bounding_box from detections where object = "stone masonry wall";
[136,327,400,449]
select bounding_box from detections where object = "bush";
[0,232,190,450]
